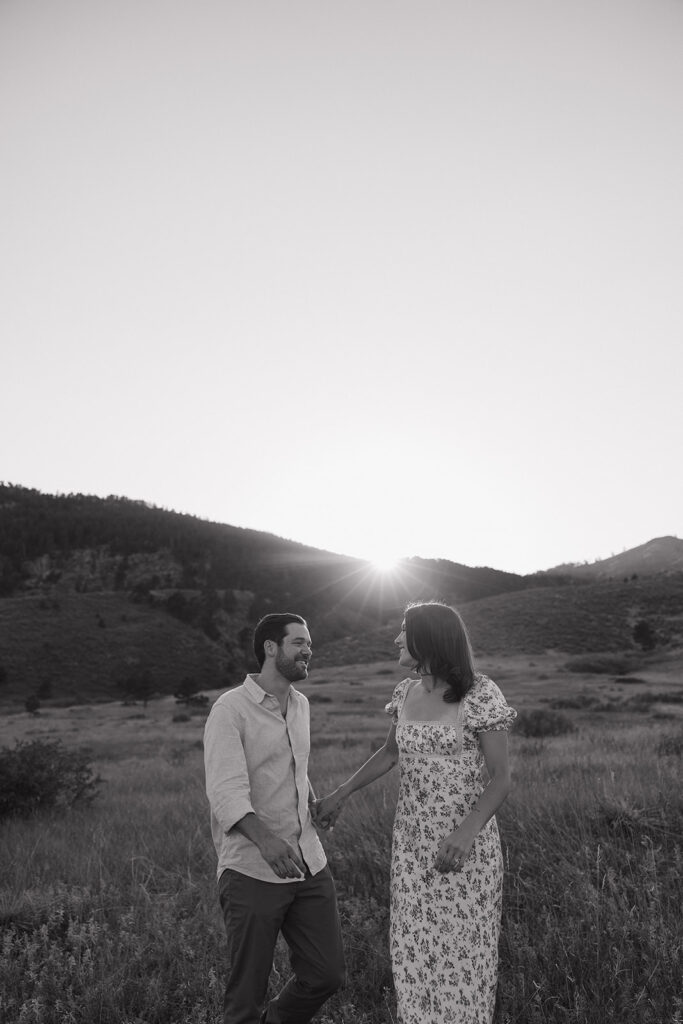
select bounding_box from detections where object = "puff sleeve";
[384,678,412,722]
[465,675,516,733]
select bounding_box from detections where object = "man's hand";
[257,834,306,879]
[233,813,306,879]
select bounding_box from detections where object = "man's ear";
[264,639,277,659]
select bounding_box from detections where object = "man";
[204,612,345,1024]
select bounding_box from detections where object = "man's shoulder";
[210,683,249,712]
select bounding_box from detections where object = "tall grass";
[1,717,681,1023]
[495,729,682,1023]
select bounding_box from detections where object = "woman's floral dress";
[385,674,516,1024]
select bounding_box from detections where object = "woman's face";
[394,620,417,669]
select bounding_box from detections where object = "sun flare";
[369,554,401,573]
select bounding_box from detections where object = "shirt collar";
[243,673,303,708]
[243,673,280,704]
[243,674,269,703]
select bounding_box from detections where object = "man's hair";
[253,613,307,669]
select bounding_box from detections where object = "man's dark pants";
[218,865,345,1024]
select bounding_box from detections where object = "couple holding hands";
[204,601,515,1024]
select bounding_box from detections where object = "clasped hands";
[310,791,347,831]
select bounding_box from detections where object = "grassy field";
[1,653,682,1024]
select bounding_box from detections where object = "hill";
[0,590,234,704]
[0,484,542,612]
[547,536,683,579]
[313,572,683,666]
[1,485,681,705]
[0,483,567,703]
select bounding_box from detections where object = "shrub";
[564,654,637,675]
[624,691,683,711]
[118,668,155,707]
[513,709,576,738]
[174,677,201,704]
[0,739,101,819]
[633,619,656,651]
[24,695,40,715]
[549,694,597,710]
[657,733,683,757]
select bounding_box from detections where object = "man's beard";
[275,648,309,682]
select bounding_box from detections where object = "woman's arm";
[316,721,399,828]
[435,729,512,872]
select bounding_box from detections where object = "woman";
[317,601,516,1024]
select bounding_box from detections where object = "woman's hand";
[314,790,348,830]
[435,824,476,873]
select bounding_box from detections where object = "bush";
[513,709,577,738]
[657,733,683,757]
[564,654,637,675]
[174,676,199,703]
[118,668,155,707]
[24,695,40,715]
[174,677,209,708]
[0,739,101,819]
[624,691,683,711]
[633,619,656,651]
[549,694,597,710]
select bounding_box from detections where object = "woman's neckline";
[399,679,462,725]
[398,674,479,724]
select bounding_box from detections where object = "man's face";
[275,622,313,682]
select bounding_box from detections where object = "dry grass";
[1,653,682,1023]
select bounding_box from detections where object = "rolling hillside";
[313,572,683,665]
[546,536,683,579]
[0,484,563,703]
[1,484,682,704]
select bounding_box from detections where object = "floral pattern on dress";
[384,675,516,1024]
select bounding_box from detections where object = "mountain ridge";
[1,484,681,704]
[546,536,683,579]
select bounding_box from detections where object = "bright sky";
[2,0,682,576]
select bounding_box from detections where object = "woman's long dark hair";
[404,601,476,703]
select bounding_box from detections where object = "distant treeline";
[0,484,565,640]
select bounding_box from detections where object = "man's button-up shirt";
[204,674,326,882]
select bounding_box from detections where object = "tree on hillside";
[174,676,200,703]
[633,620,656,652]
[25,695,40,715]
[118,668,155,707]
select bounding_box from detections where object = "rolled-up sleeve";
[204,703,254,834]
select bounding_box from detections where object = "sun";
[369,554,401,573]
